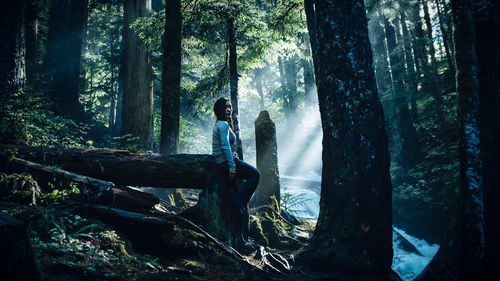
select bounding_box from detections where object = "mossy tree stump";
[250,111,280,210]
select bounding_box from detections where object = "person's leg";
[234,158,260,204]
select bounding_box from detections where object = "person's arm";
[218,121,236,171]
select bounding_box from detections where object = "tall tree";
[299,0,392,275]
[473,0,500,276]
[422,0,446,131]
[44,0,88,120]
[451,0,486,277]
[121,0,154,151]
[0,0,26,93]
[301,33,316,106]
[227,15,243,159]
[160,0,182,154]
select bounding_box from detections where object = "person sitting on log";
[212,97,260,214]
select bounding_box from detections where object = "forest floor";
[0,185,323,281]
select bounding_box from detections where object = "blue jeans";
[232,158,260,205]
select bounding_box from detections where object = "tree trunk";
[44,0,88,120]
[160,0,181,154]
[384,14,422,167]
[422,0,446,131]
[299,0,393,275]
[250,111,280,209]
[0,145,215,189]
[0,213,41,281]
[227,16,243,160]
[303,0,319,75]
[399,9,419,121]
[435,0,456,80]
[0,0,26,93]
[121,0,153,150]
[473,0,500,277]
[410,1,430,87]
[284,56,299,117]
[24,0,40,87]
[277,56,290,115]
[255,68,265,109]
[302,33,316,106]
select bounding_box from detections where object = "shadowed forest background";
[0,0,498,281]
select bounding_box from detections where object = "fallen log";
[0,145,246,246]
[0,157,159,211]
[0,144,216,188]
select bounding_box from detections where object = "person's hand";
[228,170,236,180]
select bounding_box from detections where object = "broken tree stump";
[251,110,281,209]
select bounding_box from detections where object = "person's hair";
[213,97,234,131]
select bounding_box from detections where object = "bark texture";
[300,0,392,275]
[227,16,243,160]
[0,0,26,92]
[0,145,215,189]
[121,0,154,150]
[160,0,181,154]
[251,111,280,208]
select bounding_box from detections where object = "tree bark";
[44,0,88,120]
[121,0,154,150]
[422,0,446,131]
[301,33,316,106]
[303,0,319,75]
[0,0,26,93]
[227,16,243,160]
[299,0,392,275]
[0,213,41,281]
[452,1,486,278]
[473,0,500,277]
[160,0,182,154]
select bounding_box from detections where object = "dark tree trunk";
[160,0,181,154]
[368,10,391,96]
[302,33,316,106]
[284,56,298,117]
[422,0,446,131]
[300,0,392,275]
[121,0,153,150]
[0,0,26,92]
[303,0,319,75]
[250,111,280,209]
[452,0,486,276]
[44,0,88,120]
[227,16,243,160]
[384,14,422,167]
[24,0,40,86]
[473,0,500,277]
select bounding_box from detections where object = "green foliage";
[0,90,91,147]
[281,185,313,218]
